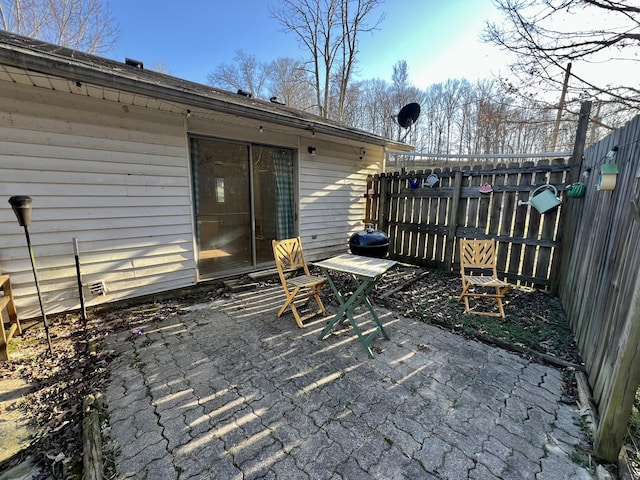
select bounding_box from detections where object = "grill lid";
[349,225,389,247]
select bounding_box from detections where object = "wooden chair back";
[458,238,510,318]
[271,237,327,328]
[273,237,311,278]
[460,239,499,275]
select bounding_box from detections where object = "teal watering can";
[518,185,561,214]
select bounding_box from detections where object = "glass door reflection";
[191,138,251,275]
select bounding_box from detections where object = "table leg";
[318,271,364,339]
[344,277,389,357]
[318,272,388,358]
[359,289,390,340]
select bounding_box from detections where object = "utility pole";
[550,63,572,152]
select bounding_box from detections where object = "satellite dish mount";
[397,102,421,143]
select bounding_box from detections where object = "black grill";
[348,225,389,258]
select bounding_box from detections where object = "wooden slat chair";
[272,237,327,328]
[458,239,511,318]
[0,274,21,361]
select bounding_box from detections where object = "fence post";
[444,170,463,272]
[364,174,374,224]
[551,100,591,295]
[378,173,389,232]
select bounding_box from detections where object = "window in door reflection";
[215,177,225,203]
[191,138,251,275]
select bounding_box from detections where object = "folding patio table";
[314,253,396,358]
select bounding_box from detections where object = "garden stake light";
[8,195,53,354]
[73,237,87,328]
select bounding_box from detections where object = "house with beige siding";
[0,31,411,319]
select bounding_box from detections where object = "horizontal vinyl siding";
[299,142,383,260]
[0,82,196,319]
[187,116,298,149]
[188,119,386,262]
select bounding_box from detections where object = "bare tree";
[391,60,410,102]
[150,61,171,75]
[334,0,384,121]
[484,0,640,108]
[207,50,268,98]
[270,0,385,120]
[0,0,119,54]
[453,80,474,154]
[411,77,559,156]
[390,60,423,141]
[265,57,315,109]
[356,77,395,137]
[336,76,366,127]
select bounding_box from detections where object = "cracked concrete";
[105,284,593,479]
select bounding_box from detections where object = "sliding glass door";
[190,137,295,277]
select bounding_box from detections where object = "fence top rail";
[379,163,571,178]
[386,151,573,159]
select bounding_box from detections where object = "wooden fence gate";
[366,157,572,288]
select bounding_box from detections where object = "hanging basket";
[565,182,586,199]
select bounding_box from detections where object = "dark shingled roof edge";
[0,30,412,150]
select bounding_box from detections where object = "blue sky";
[107,0,510,89]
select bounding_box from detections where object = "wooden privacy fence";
[366,158,571,287]
[372,110,640,463]
[557,113,640,462]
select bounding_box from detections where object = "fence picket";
[521,161,545,281]
[488,163,507,237]
[542,158,566,282]
[389,172,400,256]
[426,170,439,263]
[477,164,492,234]
[509,162,532,279]
[417,171,429,260]
[435,168,449,264]
[405,171,418,257]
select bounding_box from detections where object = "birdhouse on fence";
[597,163,618,191]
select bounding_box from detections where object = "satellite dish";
[397,102,421,143]
[397,102,420,128]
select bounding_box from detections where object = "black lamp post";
[8,196,53,354]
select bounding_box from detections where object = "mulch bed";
[1,264,585,478]
[317,263,582,367]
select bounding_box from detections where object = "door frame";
[189,134,298,279]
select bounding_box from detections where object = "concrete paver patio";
[105,284,593,479]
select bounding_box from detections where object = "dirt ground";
[0,264,624,478]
